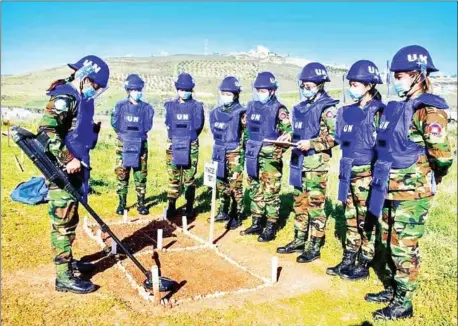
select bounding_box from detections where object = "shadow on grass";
[327,198,346,248]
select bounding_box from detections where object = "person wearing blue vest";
[326,60,385,281]
[112,74,154,216]
[367,45,453,320]
[276,63,339,263]
[240,72,292,242]
[210,77,247,230]
[38,55,110,294]
[165,73,205,218]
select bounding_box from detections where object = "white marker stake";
[271,256,278,284]
[207,161,218,245]
[151,265,160,305]
[157,229,163,250]
[162,208,167,221]
[111,238,117,255]
[182,216,188,233]
[123,209,128,223]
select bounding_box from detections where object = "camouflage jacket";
[303,105,338,172]
[387,106,453,200]
[38,94,79,165]
[259,106,293,161]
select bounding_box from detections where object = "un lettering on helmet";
[83,59,101,73]
[407,54,428,64]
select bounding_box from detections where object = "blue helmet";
[390,45,438,73]
[175,73,195,90]
[299,62,330,83]
[346,60,383,84]
[219,76,242,93]
[253,72,278,90]
[70,55,110,88]
[124,74,145,91]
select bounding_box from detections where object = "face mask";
[393,79,412,98]
[178,90,192,100]
[82,86,96,99]
[257,92,270,104]
[302,88,318,99]
[130,91,143,101]
[348,86,366,101]
[221,94,234,106]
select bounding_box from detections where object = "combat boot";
[137,194,149,215]
[115,194,127,215]
[166,199,177,219]
[365,286,395,303]
[276,230,306,254]
[208,204,230,223]
[71,259,96,274]
[185,186,196,217]
[55,264,96,294]
[240,216,263,236]
[373,289,413,320]
[296,236,324,263]
[326,250,357,276]
[257,221,277,242]
[340,253,371,281]
[226,212,243,230]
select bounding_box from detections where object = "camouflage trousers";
[216,149,244,214]
[247,156,283,223]
[379,198,431,305]
[114,142,148,197]
[344,171,376,259]
[47,174,82,276]
[293,171,327,239]
[166,142,199,200]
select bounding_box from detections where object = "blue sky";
[2,2,457,75]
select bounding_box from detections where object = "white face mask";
[129,90,142,101]
[220,94,234,106]
[348,85,366,101]
[393,78,413,98]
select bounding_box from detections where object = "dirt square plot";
[87,219,200,254]
[122,249,266,301]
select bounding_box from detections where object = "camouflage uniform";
[38,94,80,277]
[165,99,205,201]
[216,110,248,215]
[166,139,200,199]
[379,105,453,306]
[344,113,381,259]
[248,107,292,223]
[110,113,150,198]
[293,106,337,239]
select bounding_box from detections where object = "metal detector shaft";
[10,126,150,280]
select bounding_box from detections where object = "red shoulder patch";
[427,122,443,136]
[325,110,335,118]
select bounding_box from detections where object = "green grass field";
[1,118,457,326]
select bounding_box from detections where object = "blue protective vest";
[210,103,246,178]
[245,97,284,178]
[165,99,204,166]
[289,93,339,188]
[46,84,99,202]
[114,99,154,168]
[368,93,448,217]
[336,100,385,202]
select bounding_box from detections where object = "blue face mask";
[301,88,318,99]
[178,90,192,100]
[393,79,411,98]
[348,86,366,101]
[130,91,143,101]
[221,94,234,106]
[82,86,96,99]
[257,92,270,104]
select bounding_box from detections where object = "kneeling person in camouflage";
[210,76,247,230]
[112,74,154,215]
